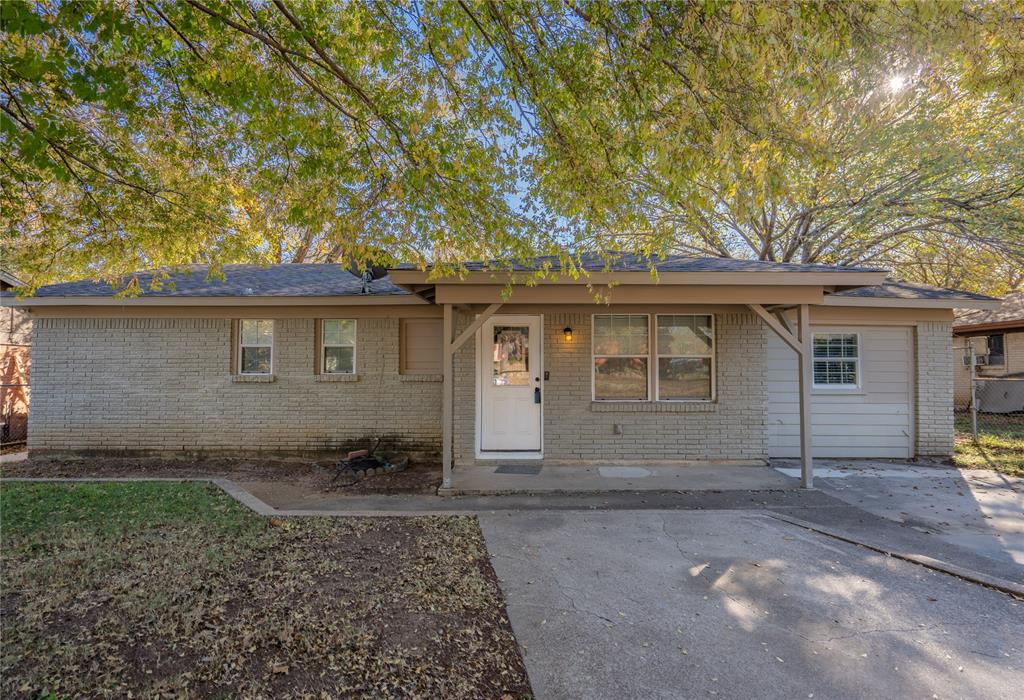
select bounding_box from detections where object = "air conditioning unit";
[963,353,990,366]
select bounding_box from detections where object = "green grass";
[1,480,260,537]
[0,482,529,699]
[954,413,1024,476]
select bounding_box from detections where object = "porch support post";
[442,303,454,489]
[748,302,814,489]
[441,302,502,490]
[797,303,814,489]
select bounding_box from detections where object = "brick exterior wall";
[453,309,769,465]
[28,317,442,456]
[27,309,955,461]
[915,321,954,456]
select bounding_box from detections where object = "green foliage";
[474,1,1024,288]
[1,1,1022,293]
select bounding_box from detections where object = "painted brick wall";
[28,317,442,455]
[453,309,769,465]
[915,321,954,456]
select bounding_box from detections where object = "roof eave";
[953,319,1024,333]
[3,294,423,307]
[387,269,888,287]
[822,296,1000,309]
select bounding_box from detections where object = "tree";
[468,2,1024,290]
[2,1,1022,294]
[1,0,549,290]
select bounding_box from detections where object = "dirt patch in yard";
[1,455,442,494]
[0,481,530,698]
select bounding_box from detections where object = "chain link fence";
[955,340,1024,472]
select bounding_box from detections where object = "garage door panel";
[768,326,913,459]
[769,399,910,413]
[770,412,911,427]
[771,422,912,436]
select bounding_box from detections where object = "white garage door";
[768,326,914,459]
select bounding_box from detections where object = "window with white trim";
[812,332,859,387]
[593,314,649,400]
[239,319,273,375]
[322,319,356,374]
[656,315,714,400]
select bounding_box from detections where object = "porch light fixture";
[563,326,573,342]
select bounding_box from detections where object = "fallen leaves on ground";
[0,482,530,699]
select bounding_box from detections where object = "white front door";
[479,315,543,452]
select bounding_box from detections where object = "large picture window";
[322,319,356,374]
[656,315,714,400]
[812,333,859,387]
[593,315,649,400]
[592,314,716,402]
[239,319,273,375]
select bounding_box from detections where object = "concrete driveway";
[776,462,1024,566]
[479,510,1023,700]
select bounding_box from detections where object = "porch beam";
[797,303,814,489]
[747,303,803,355]
[441,301,502,491]
[748,302,814,489]
[442,303,454,489]
[451,302,503,351]
[773,309,795,336]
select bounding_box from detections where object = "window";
[656,315,714,400]
[321,319,356,374]
[986,333,1005,366]
[239,320,273,375]
[593,315,649,400]
[400,318,442,374]
[812,332,859,387]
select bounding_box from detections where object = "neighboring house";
[4,254,997,489]
[0,269,31,447]
[952,291,1024,410]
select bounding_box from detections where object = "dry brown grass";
[0,482,530,698]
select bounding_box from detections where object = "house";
[953,291,1024,410]
[0,269,31,448]
[2,254,998,489]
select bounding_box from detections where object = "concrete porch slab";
[442,463,793,494]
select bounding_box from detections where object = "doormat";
[495,464,543,475]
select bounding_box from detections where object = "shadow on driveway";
[774,460,1023,567]
[480,510,1023,700]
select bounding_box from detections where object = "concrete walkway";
[7,474,1020,592]
[479,509,1024,700]
[443,463,790,494]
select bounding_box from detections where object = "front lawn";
[0,482,530,698]
[954,413,1024,476]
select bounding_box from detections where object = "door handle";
[534,387,541,404]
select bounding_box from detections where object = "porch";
[387,255,895,493]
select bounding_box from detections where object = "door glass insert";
[492,325,530,385]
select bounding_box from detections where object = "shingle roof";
[0,269,23,289]
[830,279,998,303]
[954,291,1024,327]
[32,264,409,298]
[393,252,884,274]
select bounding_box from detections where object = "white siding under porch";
[768,325,914,459]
